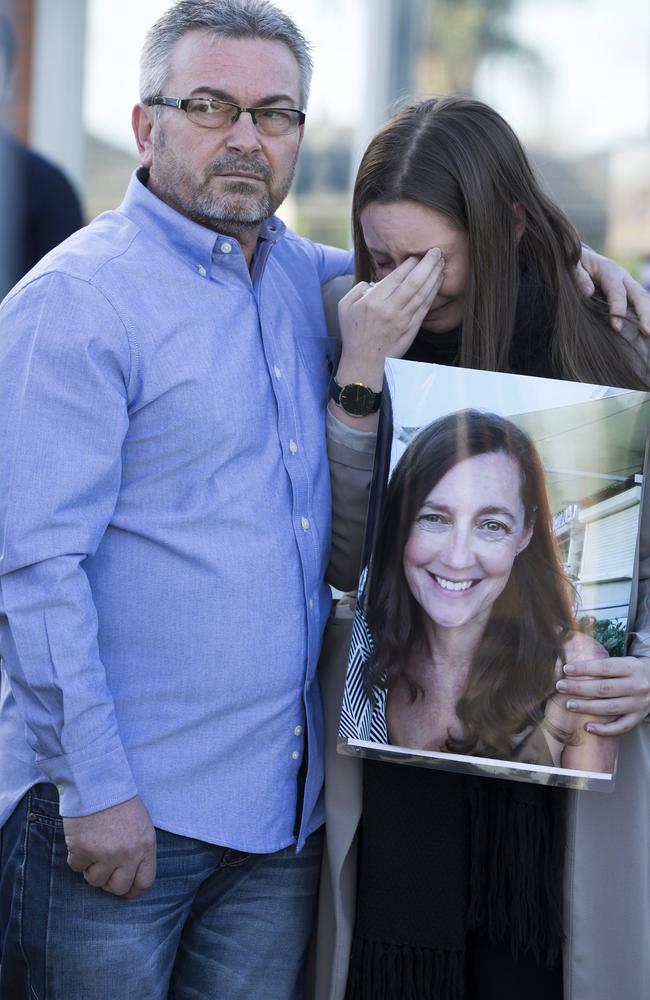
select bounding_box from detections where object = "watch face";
[339,382,378,416]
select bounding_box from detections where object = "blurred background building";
[2,0,650,275]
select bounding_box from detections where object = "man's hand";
[577,247,650,335]
[64,795,157,899]
[556,655,650,736]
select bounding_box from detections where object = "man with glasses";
[0,2,383,997]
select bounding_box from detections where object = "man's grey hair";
[140,0,313,109]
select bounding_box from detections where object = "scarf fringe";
[345,936,464,1000]
[467,781,564,967]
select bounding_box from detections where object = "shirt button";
[294,725,303,737]
[220,241,232,254]
[197,264,207,277]
[291,750,300,761]
[274,365,282,379]
[289,439,298,454]
[301,516,310,531]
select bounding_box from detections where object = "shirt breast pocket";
[296,335,340,407]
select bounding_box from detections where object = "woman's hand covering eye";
[335,248,446,391]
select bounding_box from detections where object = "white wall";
[30,0,87,190]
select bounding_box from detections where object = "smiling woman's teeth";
[435,576,473,591]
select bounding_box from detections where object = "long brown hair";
[352,97,648,389]
[364,410,575,758]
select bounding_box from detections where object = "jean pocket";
[27,783,64,830]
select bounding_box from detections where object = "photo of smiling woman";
[340,407,616,777]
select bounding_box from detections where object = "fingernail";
[567,700,578,711]
[585,724,595,733]
[612,317,623,332]
[556,680,568,691]
[563,663,576,674]
[429,247,441,260]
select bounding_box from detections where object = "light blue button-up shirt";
[0,170,353,852]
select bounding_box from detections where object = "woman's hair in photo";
[364,409,576,758]
[352,96,647,389]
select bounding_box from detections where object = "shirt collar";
[257,214,286,243]
[117,167,286,272]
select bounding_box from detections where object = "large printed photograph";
[338,360,650,789]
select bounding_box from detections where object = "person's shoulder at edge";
[23,143,82,208]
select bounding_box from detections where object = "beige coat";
[314,305,650,1000]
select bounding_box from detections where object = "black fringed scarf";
[346,764,565,1000]
[345,270,565,999]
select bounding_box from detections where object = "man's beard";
[150,140,298,236]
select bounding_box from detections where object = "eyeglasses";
[147,97,305,136]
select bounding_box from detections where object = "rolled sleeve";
[0,272,138,815]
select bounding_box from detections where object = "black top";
[0,128,84,299]
[405,326,461,366]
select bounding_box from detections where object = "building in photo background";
[530,392,650,655]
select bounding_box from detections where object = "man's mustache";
[207,156,272,181]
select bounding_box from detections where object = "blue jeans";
[0,783,322,1000]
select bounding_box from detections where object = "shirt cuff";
[39,740,139,817]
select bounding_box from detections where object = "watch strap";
[329,377,382,416]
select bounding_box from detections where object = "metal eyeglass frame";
[146,97,306,134]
